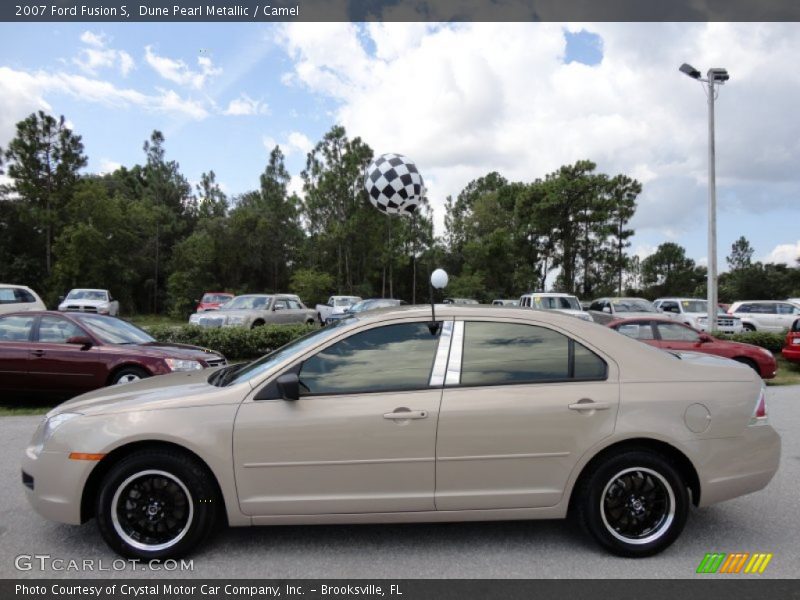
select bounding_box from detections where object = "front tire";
[576,450,688,557]
[110,366,150,385]
[96,449,219,560]
[743,323,756,332]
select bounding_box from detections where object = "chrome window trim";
[429,320,454,387]
[445,320,464,386]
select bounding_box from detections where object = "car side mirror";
[602,306,612,314]
[698,334,712,343]
[277,372,300,401]
[66,336,93,349]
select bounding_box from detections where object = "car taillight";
[749,387,768,425]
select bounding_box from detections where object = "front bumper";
[21,446,95,525]
[688,424,781,507]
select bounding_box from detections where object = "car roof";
[0,310,116,319]
[521,292,576,297]
[655,297,704,301]
[0,283,33,289]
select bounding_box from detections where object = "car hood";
[134,341,223,361]
[50,367,233,416]
[59,298,108,308]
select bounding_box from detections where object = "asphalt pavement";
[1,386,798,579]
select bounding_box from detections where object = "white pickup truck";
[316,295,362,324]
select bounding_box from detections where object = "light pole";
[680,63,729,332]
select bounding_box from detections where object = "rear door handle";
[568,401,610,411]
[383,410,428,420]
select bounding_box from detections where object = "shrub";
[714,331,786,354]
[146,323,316,361]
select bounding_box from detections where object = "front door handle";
[383,409,428,420]
[568,400,610,411]
[30,350,45,357]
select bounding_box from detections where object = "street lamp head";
[708,68,730,83]
[679,63,702,79]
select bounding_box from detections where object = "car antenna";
[429,268,448,335]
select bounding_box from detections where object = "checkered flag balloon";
[364,153,425,217]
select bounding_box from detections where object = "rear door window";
[459,322,606,386]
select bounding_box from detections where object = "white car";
[728,301,800,332]
[316,295,362,324]
[588,297,659,325]
[58,289,119,316]
[654,297,743,334]
[519,293,593,322]
[0,284,46,315]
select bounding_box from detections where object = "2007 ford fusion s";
[22,305,780,559]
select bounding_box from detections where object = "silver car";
[22,305,779,561]
[189,294,316,329]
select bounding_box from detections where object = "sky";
[1,22,799,272]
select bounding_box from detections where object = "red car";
[195,292,234,312]
[0,311,226,400]
[607,317,777,379]
[781,317,800,363]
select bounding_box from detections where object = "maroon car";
[0,311,226,400]
[607,317,777,379]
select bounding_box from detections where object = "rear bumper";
[781,347,800,363]
[688,425,781,507]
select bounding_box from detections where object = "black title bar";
[4,0,800,22]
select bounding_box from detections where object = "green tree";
[641,243,701,297]
[1,111,87,285]
[290,269,335,308]
[726,236,754,271]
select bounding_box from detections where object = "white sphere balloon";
[364,153,425,217]
[431,269,449,290]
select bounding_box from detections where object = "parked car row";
[189,294,317,329]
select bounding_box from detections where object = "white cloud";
[0,65,209,143]
[764,241,800,266]
[261,131,314,157]
[98,158,122,174]
[74,30,135,77]
[223,93,269,116]
[144,46,222,89]
[275,23,800,239]
[288,174,305,199]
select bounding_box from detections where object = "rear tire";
[96,449,218,560]
[575,450,688,557]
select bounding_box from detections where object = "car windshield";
[334,297,359,307]
[76,315,154,344]
[535,296,581,310]
[221,296,271,310]
[679,300,707,313]
[221,320,350,386]
[202,294,232,303]
[66,290,107,301]
[612,298,656,313]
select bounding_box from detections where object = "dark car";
[607,317,776,379]
[781,317,800,363]
[324,298,406,324]
[0,311,226,400]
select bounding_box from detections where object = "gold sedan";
[21,306,780,559]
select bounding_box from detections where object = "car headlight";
[30,412,83,456]
[165,358,203,372]
[580,313,593,322]
[226,315,246,325]
[189,314,201,323]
